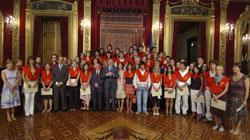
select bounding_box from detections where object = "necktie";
[109,66,112,71]
[59,65,62,71]
[96,71,99,78]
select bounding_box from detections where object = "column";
[152,0,161,52]
[12,0,20,60]
[83,0,91,53]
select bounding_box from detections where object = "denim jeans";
[136,86,149,113]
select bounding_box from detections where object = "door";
[41,17,61,65]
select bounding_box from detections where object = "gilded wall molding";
[234,5,250,63]
[0,11,3,67]
[152,0,161,51]
[25,0,78,63]
[219,0,229,69]
[83,0,91,53]
[12,0,20,61]
[164,0,214,63]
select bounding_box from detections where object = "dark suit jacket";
[102,66,119,90]
[90,70,104,92]
[52,64,69,86]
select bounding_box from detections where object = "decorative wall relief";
[171,6,209,16]
[32,1,72,11]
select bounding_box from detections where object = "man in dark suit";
[52,57,69,112]
[102,59,119,111]
[90,63,104,111]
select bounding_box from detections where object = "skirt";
[228,96,248,121]
[42,85,53,99]
[125,84,135,95]
[116,84,126,99]
[211,94,228,123]
[1,86,21,109]
[80,94,91,104]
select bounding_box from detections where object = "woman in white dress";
[116,62,126,112]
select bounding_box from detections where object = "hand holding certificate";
[164,89,175,98]
[191,95,205,103]
[80,86,91,96]
[23,81,38,93]
[177,86,189,96]
[41,88,53,95]
[67,79,77,86]
[211,99,226,111]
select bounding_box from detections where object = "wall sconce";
[5,15,17,33]
[80,19,91,31]
[242,34,250,45]
[153,21,163,35]
[222,23,234,40]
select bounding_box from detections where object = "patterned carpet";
[0,105,249,140]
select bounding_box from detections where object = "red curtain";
[143,0,152,47]
[199,22,206,62]
[78,0,83,55]
[213,1,220,61]
[0,0,13,63]
[91,0,100,52]
[20,0,26,62]
[33,16,41,57]
[172,22,179,60]
[60,17,68,57]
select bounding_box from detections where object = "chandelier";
[5,16,17,31]
[242,34,250,45]
[80,19,91,31]
[224,23,234,40]
[153,21,163,35]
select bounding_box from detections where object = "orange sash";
[163,74,176,88]
[124,71,135,78]
[22,66,40,81]
[116,59,128,66]
[136,70,150,82]
[41,71,52,85]
[150,73,162,83]
[69,68,80,77]
[80,71,92,82]
[210,77,229,94]
[204,71,213,87]
[176,71,192,82]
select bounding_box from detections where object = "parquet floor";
[0,103,249,140]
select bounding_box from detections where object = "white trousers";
[24,92,36,116]
[205,89,213,121]
[175,94,189,115]
[191,89,202,115]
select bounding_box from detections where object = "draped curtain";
[91,0,100,52]
[33,16,41,57]
[60,17,68,57]
[199,22,206,62]
[172,22,179,60]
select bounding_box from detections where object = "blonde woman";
[1,59,21,121]
[150,65,162,116]
[210,65,229,132]
[116,62,126,112]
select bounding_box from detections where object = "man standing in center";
[102,59,119,111]
[52,57,69,112]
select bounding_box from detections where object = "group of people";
[1,44,249,135]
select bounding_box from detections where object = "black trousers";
[68,87,79,109]
[92,89,103,110]
[53,86,67,110]
[152,97,160,108]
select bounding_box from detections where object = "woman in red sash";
[41,63,53,113]
[163,65,176,116]
[210,65,229,132]
[150,66,162,116]
[175,62,192,115]
[80,63,92,111]
[125,63,135,113]
[115,52,128,69]
[67,61,80,111]
[22,56,40,117]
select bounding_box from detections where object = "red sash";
[124,71,135,78]
[210,77,229,94]
[150,73,162,83]
[163,74,176,88]
[41,71,52,85]
[160,58,165,65]
[176,70,192,82]
[204,71,213,88]
[135,70,150,82]
[22,66,40,80]
[80,71,92,82]
[69,68,80,77]
[192,74,203,78]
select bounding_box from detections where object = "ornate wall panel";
[12,0,20,60]
[152,0,161,51]
[83,0,91,53]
